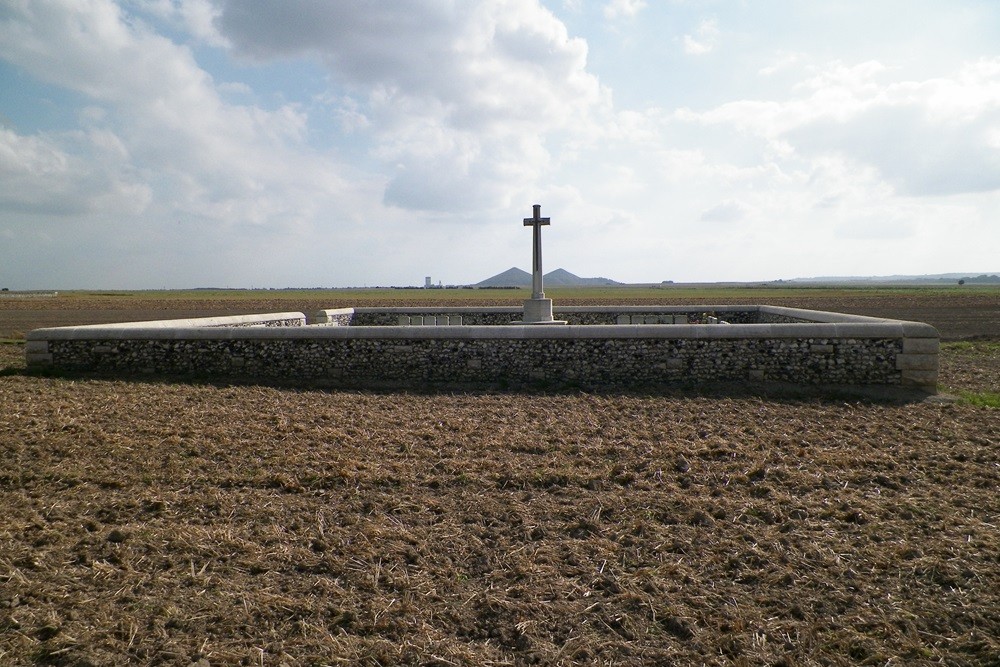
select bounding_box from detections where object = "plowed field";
[1,292,997,666]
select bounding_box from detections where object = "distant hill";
[542,268,622,287]
[476,267,532,288]
[958,274,1000,284]
[789,272,1000,284]
[475,267,621,288]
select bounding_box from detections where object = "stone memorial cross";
[523,204,550,300]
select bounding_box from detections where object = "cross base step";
[514,298,567,325]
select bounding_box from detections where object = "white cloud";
[682,18,718,56]
[676,58,1000,196]
[0,0,360,229]
[699,199,749,223]
[758,51,803,77]
[0,127,150,216]
[216,0,607,212]
[0,0,400,289]
[602,0,647,20]
[131,0,228,46]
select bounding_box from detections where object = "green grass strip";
[958,391,1000,409]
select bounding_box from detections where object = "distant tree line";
[958,275,1000,285]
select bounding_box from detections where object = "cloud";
[215,1,606,212]
[0,126,151,217]
[541,48,1000,280]
[699,199,748,223]
[677,58,1000,196]
[0,0,360,228]
[789,104,1000,197]
[602,0,647,20]
[215,3,601,130]
[758,51,803,77]
[132,0,228,46]
[682,18,718,56]
[790,61,1000,196]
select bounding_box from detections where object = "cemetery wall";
[26,306,939,392]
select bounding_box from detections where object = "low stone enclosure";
[25,305,939,393]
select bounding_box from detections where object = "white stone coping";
[313,308,355,321]
[26,306,939,342]
[346,304,906,319]
[349,305,844,315]
[757,305,900,323]
[45,312,307,330]
[29,321,938,342]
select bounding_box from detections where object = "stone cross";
[523,204,550,300]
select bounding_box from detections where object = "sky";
[1,0,999,289]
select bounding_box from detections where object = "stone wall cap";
[29,321,925,342]
[553,305,764,313]
[758,305,894,324]
[900,321,940,337]
[313,308,355,315]
[27,312,306,333]
[352,306,522,314]
[350,305,767,314]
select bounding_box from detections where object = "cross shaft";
[523,204,550,299]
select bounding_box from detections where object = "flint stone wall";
[39,335,903,388]
[26,306,940,391]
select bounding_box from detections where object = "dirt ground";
[0,294,998,666]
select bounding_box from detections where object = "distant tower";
[424,276,432,288]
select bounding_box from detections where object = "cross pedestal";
[517,204,566,325]
[522,297,557,323]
